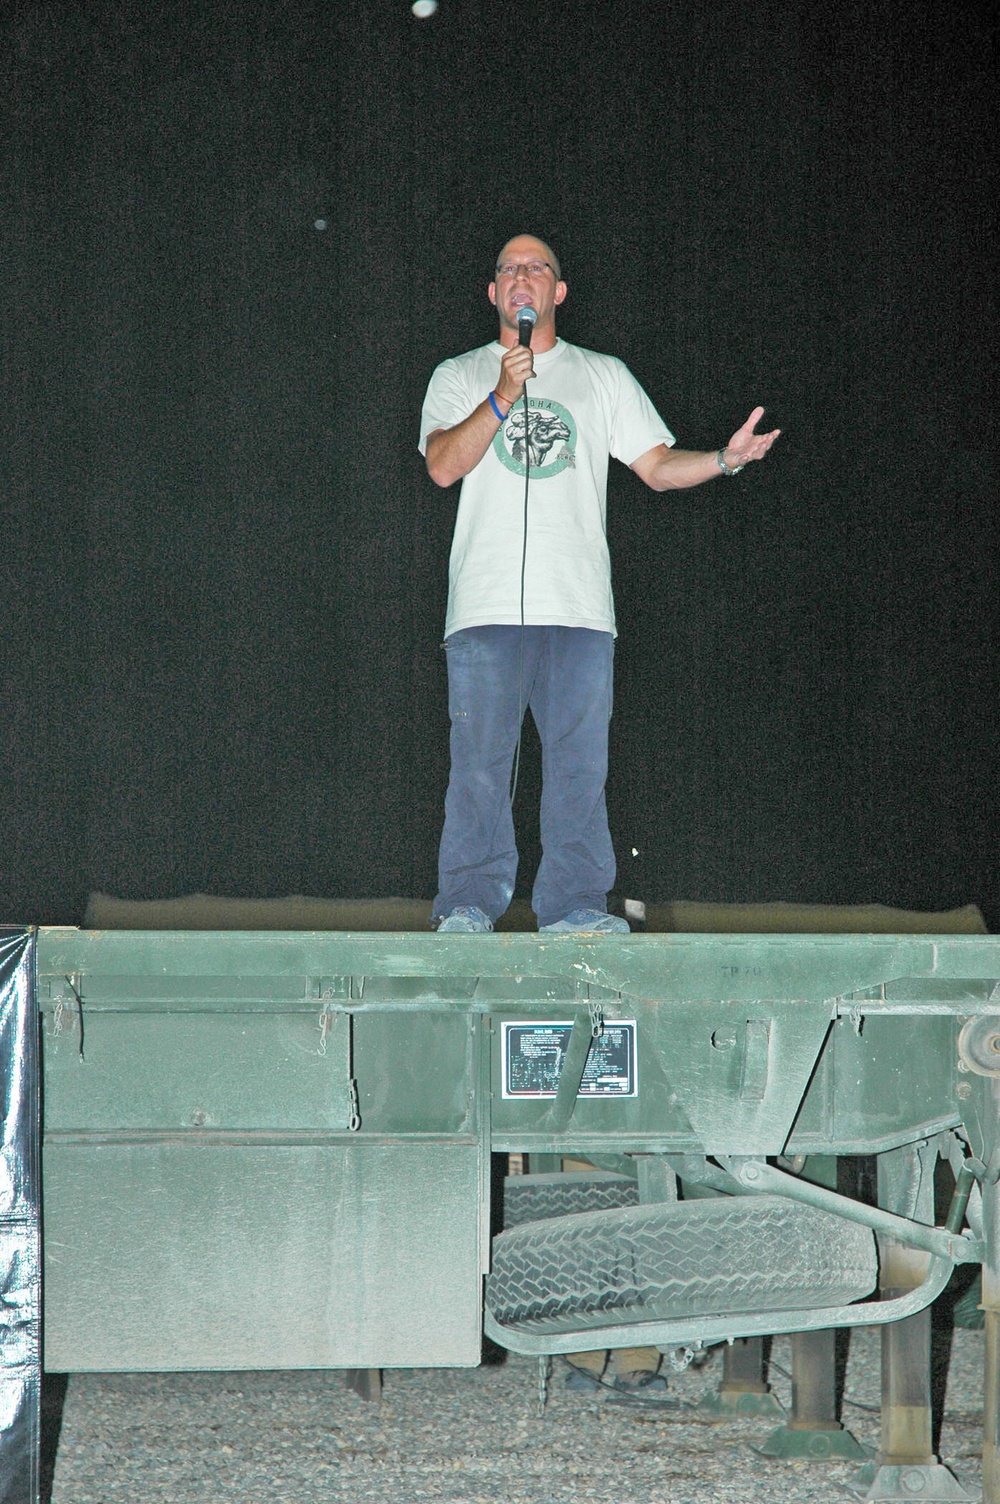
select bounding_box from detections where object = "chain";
[316,1003,334,1057]
[537,1354,550,1415]
[64,975,85,1060]
[346,1013,361,1131]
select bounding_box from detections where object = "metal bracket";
[718,1157,983,1265]
[537,1010,593,1133]
[484,1254,956,1357]
[740,1018,771,1100]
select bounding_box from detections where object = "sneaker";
[613,1369,669,1394]
[436,905,493,934]
[539,908,630,934]
[564,1363,605,1393]
[607,1370,681,1408]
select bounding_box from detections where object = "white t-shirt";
[419,339,675,638]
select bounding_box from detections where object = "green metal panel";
[38,933,491,1372]
[36,927,1000,1004]
[43,1140,483,1370]
[829,1013,962,1150]
[354,1010,480,1134]
[44,1007,353,1132]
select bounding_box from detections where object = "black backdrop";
[2,0,997,926]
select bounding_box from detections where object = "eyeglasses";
[495,261,554,278]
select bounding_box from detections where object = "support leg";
[344,1369,382,1403]
[982,1080,1000,1504]
[984,1308,999,1504]
[757,1160,867,1460]
[693,1337,784,1419]
[852,1140,974,1501]
[757,1328,869,1461]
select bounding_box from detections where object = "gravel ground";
[44,1324,985,1504]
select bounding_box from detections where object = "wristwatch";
[716,449,744,476]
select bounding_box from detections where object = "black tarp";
[0,929,39,1504]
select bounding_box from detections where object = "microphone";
[517,305,537,348]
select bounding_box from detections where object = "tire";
[502,1171,639,1229]
[487,1194,877,1335]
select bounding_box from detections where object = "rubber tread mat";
[502,1172,639,1229]
[487,1194,878,1334]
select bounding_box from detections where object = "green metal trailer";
[5,928,1000,1500]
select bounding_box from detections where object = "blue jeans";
[434,626,616,928]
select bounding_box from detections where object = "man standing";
[420,234,779,934]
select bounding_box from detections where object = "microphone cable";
[508,377,532,806]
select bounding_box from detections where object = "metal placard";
[501,1020,637,1100]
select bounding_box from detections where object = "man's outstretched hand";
[723,406,781,468]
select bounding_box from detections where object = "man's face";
[488,236,567,336]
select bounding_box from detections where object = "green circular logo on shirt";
[492,397,576,478]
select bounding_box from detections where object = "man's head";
[489,234,567,348]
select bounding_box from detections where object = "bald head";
[495,234,561,280]
[489,234,567,350]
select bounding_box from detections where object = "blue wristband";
[488,390,506,423]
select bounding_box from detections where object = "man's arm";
[425,344,535,488]
[630,406,780,492]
